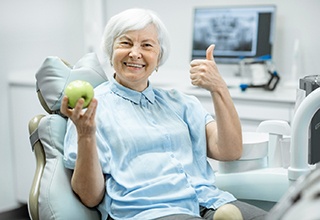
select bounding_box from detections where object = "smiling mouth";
[124,62,145,68]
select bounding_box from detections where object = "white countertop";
[184,85,297,103]
[8,69,37,87]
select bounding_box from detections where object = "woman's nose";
[129,46,142,59]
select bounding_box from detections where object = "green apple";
[64,80,94,108]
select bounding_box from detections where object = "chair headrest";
[35,53,108,114]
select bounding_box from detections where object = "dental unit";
[213,76,320,213]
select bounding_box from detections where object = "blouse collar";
[109,76,155,105]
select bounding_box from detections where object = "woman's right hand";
[60,96,98,136]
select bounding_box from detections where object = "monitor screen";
[191,5,276,63]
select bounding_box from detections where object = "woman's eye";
[120,41,131,46]
[143,43,153,48]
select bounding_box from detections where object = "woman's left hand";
[189,44,227,93]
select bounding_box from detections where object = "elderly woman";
[61,8,267,220]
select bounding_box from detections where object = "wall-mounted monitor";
[191,5,276,63]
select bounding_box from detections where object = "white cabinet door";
[9,84,46,203]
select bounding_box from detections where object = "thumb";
[206,44,215,61]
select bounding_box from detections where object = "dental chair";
[27,53,108,220]
[27,53,292,219]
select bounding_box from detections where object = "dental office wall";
[0,0,319,212]
[0,0,86,211]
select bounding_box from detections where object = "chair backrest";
[28,53,108,220]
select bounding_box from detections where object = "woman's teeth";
[125,62,144,68]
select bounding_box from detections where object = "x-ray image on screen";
[193,11,258,56]
[192,5,276,63]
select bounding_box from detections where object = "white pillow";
[35,53,108,114]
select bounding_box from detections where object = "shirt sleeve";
[63,116,112,174]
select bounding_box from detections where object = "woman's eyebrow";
[117,34,159,45]
[117,35,131,41]
[142,38,158,44]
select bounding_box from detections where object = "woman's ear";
[110,53,114,66]
[157,52,161,68]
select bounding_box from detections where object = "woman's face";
[112,24,161,91]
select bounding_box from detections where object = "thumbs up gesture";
[190,44,227,93]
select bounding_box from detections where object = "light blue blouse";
[63,77,236,220]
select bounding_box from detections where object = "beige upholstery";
[28,115,45,220]
[28,114,101,220]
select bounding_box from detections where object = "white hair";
[100,8,170,66]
